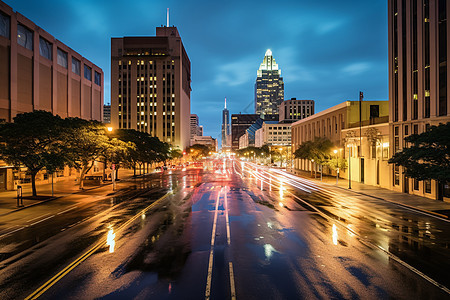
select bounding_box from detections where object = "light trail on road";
[236,160,450,295]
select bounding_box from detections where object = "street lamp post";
[347,145,352,189]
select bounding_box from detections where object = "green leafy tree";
[389,122,450,183]
[326,157,348,171]
[294,137,334,176]
[169,148,183,161]
[187,144,211,160]
[63,118,112,189]
[294,137,334,164]
[0,111,68,197]
[114,129,169,175]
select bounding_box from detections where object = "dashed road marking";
[205,189,221,300]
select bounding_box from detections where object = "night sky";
[4,0,388,141]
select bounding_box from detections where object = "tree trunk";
[31,172,37,197]
[133,164,136,177]
[79,166,87,190]
[103,159,107,180]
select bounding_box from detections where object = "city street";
[0,159,449,299]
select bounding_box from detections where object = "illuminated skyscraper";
[221,98,231,149]
[111,26,191,150]
[255,49,284,117]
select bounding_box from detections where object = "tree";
[187,144,211,160]
[0,111,68,197]
[294,137,334,164]
[63,118,112,189]
[326,157,348,172]
[114,129,169,176]
[389,122,450,183]
[294,137,334,177]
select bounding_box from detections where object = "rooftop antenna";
[224,97,227,109]
[166,8,169,27]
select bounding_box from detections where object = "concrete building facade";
[0,1,104,122]
[190,135,217,152]
[111,26,191,150]
[279,98,314,123]
[388,0,450,200]
[190,114,199,139]
[103,104,111,123]
[231,114,260,150]
[291,100,389,186]
[0,1,104,191]
[256,122,291,147]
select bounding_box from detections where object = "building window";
[438,0,447,116]
[94,71,101,85]
[39,37,52,60]
[17,24,33,50]
[394,164,400,185]
[57,48,68,68]
[0,12,10,38]
[424,179,431,193]
[84,65,92,81]
[413,179,419,190]
[72,57,80,75]
[424,0,431,118]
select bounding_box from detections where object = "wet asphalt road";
[0,159,449,299]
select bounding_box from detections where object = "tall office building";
[279,98,315,123]
[255,49,284,117]
[103,104,111,123]
[0,1,104,122]
[231,114,261,150]
[190,114,199,139]
[0,1,103,191]
[388,0,450,200]
[221,98,231,149]
[111,26,191,150]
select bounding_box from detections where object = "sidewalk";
[287,168,450,219]
[0,169,138,216]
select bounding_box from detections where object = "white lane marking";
[229,262,236,300]
[205,189,221,300]
[57,205,78,215]
[225,188,231,245]
[0,226,25,239]
[28,215,55,227]
[27,213,51,223]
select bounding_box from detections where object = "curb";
[332,185,449,220]
[0,173,150,217]
[287,170,450,221]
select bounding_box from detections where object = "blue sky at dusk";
[4,0,388,140]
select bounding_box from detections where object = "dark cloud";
[4,0,388,141]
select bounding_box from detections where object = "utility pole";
[359,91,363,157]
